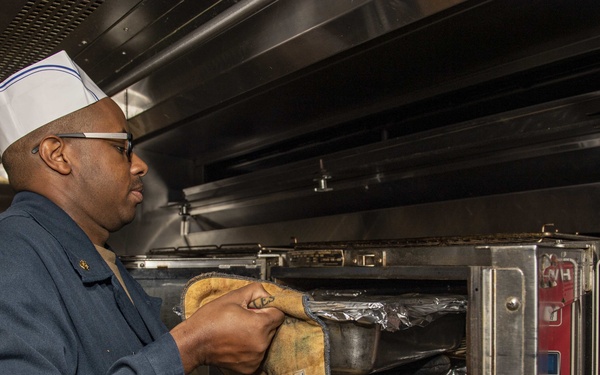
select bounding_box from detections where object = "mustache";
[131,178,144,192]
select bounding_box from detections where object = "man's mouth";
[130,182,144,203]
[130,189,143,203]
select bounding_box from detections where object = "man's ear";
[36,136,72,175]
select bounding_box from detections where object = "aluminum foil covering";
[445,365,468,375]
[307,290,467,332]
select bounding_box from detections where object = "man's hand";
[171,283,285,374]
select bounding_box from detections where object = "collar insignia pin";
[79,260,90,271]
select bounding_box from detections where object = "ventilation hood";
[3,0,600,231]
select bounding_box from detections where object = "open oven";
[269,233,599,375]
[124,232,599,375]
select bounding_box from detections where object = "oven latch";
[350,250,386,267]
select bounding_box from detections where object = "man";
[0,51,284,374]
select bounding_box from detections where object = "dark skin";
[20,98,285,374]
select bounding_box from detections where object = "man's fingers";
[248,295,276,309]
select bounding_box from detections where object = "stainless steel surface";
[117,0,600,168]
[271,236,598,375]
[6,0,600,162]
[115,0,468,141]
[109,177,600,256]
[122,256,259,270]
[102,0,278,95]
[122,244,285,279]
[327,321,381,375]
[572,299,585,375]
[180,90,600,228]
[1,1,600,255]
[482,267,526,373]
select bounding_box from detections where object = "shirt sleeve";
[0,328,184,375]
[107,333,185,375]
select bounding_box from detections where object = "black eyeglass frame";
[31,132,133,161]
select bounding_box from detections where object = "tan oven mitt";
[181,272,330,375]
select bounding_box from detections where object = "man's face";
[70,99,148,233]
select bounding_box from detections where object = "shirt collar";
[10,191,113,283]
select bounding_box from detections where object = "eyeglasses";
[31,132,134,161]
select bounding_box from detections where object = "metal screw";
[314,159,333,192]
[506,297,521,311]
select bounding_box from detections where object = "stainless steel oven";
[270,233,599,375]
[123,232,599,375]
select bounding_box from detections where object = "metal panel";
[127,0,600,166]
[480,267,527,374]
[116,0,469,140]
[173,90,600,229]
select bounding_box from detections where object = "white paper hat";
[0,50,106,158]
